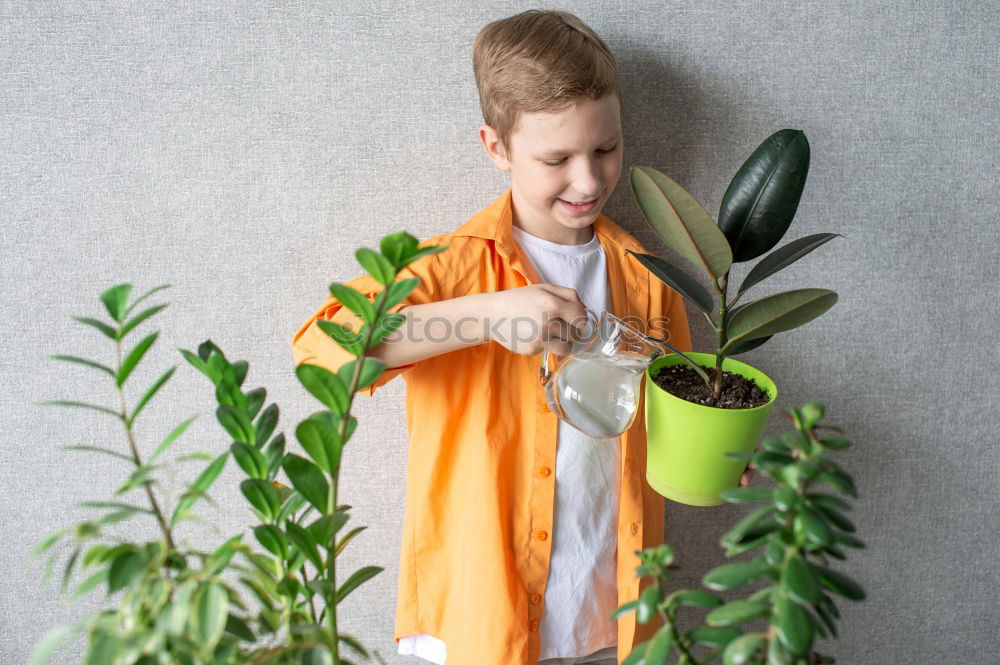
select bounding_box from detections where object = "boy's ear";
[479,124,511,173]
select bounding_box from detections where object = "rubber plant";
[628,129,841,400]
[614,401,866,665]
[30,231,446,665]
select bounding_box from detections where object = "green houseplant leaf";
[629,165,733,281]
[737,233,841,295]
[626,250,714,315]
[718,129,810,262]
[724,288,838,348]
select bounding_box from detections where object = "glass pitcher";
[539,309,669,439]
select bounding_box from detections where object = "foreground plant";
[31,231,446,665]
[614,401,865,665]
[629,129,841,400]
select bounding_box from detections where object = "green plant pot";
[644,352,777,506]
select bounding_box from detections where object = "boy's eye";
[542,144,618,167]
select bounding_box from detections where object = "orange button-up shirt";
[291,187,691,665]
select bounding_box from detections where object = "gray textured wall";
[3,2,997,663]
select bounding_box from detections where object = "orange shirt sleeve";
[291,247,446,397]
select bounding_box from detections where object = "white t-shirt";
[397,225,620,663]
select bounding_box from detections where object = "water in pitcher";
[552,349,651,438]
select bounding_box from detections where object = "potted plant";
[627,129,841,506]
[614,401,865,665]
[30,232,445,665]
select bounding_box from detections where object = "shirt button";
[534,529,548,541]
[538,466,551,477]
[529,619,540,631]
[630,522,639,535]
[530,593,541,604]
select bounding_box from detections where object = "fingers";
[535,283,583,303]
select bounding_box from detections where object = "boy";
[292,9,697,665]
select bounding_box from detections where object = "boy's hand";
[484,284,590,357]
[738,461,756,487]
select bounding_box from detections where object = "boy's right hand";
[483,284,590,357]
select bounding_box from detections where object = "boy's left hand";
[738,462,756,488]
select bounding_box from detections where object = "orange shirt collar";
[453,187,640,258]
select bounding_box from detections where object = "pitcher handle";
[539,307,599,386]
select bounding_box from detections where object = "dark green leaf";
[738,233,840,294]
[73,316,117,339]
[379,232,420,268]
[241,479,282,521]
[643,625,674,664]
[688,625,742,648]
[722,632,766,665]
[622,639,649,665]
[194,583,229,650]
[725,289,837,348]
[116,332,159,387]
[231,443,267,479]
[122,284,170,318]
[718,129,810,262]
[308,513,348,550]
[610,600,638,620]
[815,505,855,533]
[61,445,132,463]
[381,277,420,311]
[316,320,365,356]
[118,304,168,340]
[49,355,114,378]
[295,417,343,474]
[255,403,279,447]
[282,454,330,514]
[831,531,865,549]
[39,401,121,419]
[224,614,255,642]
[794,509,832,547]
[107,549,146,593]
[216,404,255,445]
[703,558,773,591]
[83,631,122,665]
[253,524,288,558]
[263,433,286,481]
[636,584,661,624]
[215,378,248,412]
[626,251,714,314]
[819,436,852,451]
[775,593,813,654]
[719,487,773,504]
[127,366,176,427]
[245,388,266,420]
[169,453,228,527]
[149,415,197,463]
[783,554,821,604]
[817,471,857,497]
[295,364,350,414]
[724,334,772,355]
[365,313,406,350]
[706,600,769,627]
[286,521,323,569]
[334,525,367,557]
[336,566,383,604]
[337,357,387,393]
[100,284,132,322]
[670,589,724,609]
[329,283,376,324]
[720,505,775,549]
[355,248,396,286]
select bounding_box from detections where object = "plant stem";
[713,273,730,399]
[324,300,385,664]
[114,339,175,552]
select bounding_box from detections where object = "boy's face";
[479,93,622,245]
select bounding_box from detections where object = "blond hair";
[472,9,622,158]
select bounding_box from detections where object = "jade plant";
[628,129,841,400]
[30,231,445,665]
[614,401,865,664]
